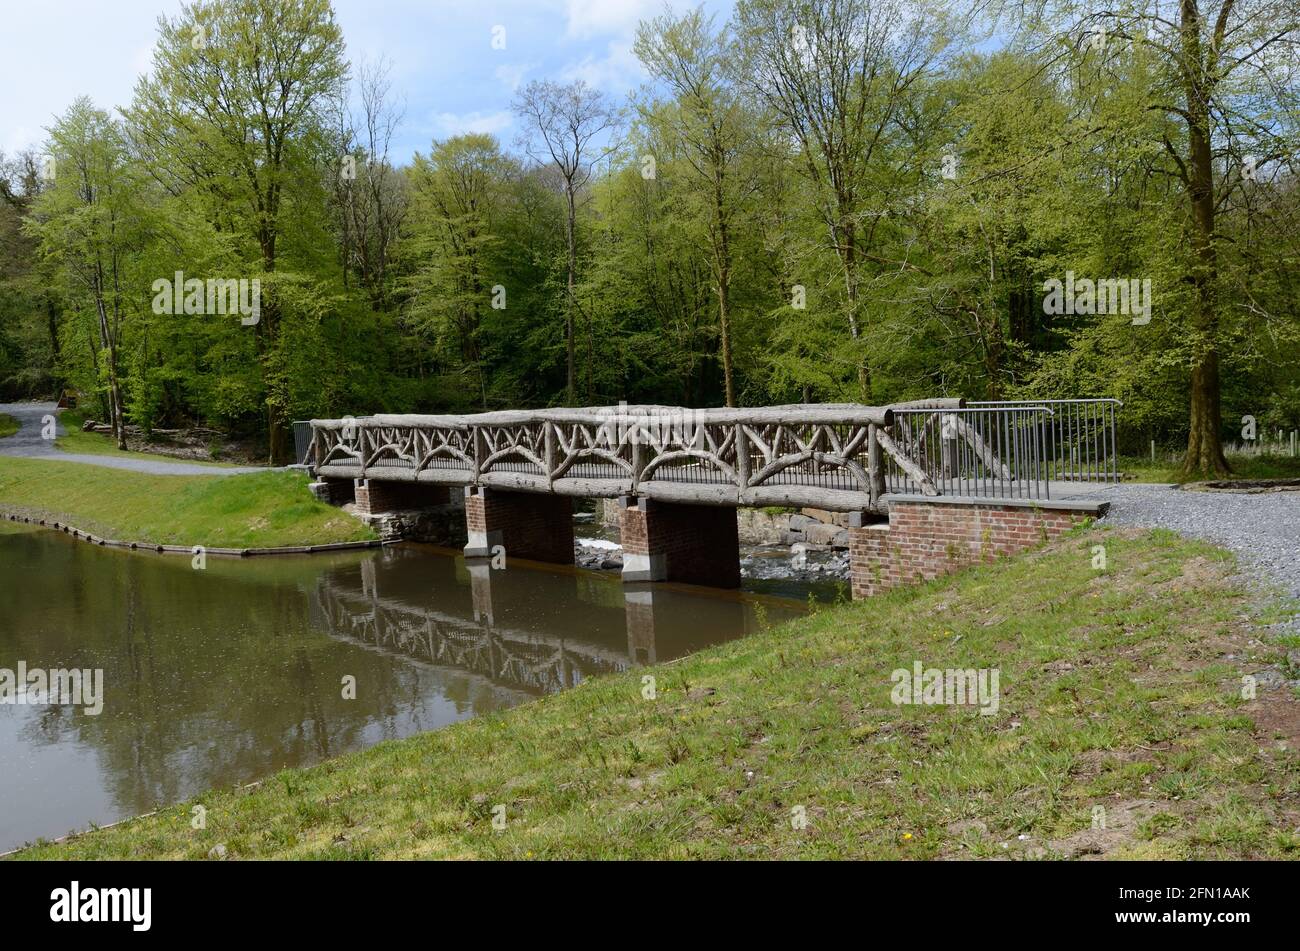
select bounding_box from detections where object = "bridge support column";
[462,486,574,565]
[354,480,449,516]
[311,476,356,505]
[618,496,740,588]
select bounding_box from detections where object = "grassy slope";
[54,410,236,468]
[18,526,1300,860]
[0,414,17,439]
[0,457,374,548]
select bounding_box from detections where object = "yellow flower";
[902,833,913,840]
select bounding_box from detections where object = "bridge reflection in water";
[310,545,802,695]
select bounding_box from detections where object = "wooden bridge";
[303,399,1118,598]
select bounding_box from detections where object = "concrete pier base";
[462,486,574,564]
[617,496,740,588]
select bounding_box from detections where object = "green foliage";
[2,0,1296,463]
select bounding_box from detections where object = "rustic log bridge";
[309,402,963,514]
[306,399,1119,597]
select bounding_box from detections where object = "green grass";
[0,414,17,439]
[53,410,238,468]
[0,456,374,548]
[15,526,1299,860]
[1122,452,1300,484]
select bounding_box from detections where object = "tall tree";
[25,100,149,447]
[734,0,956,398]
[127,0,347,461]
[403,134,513,407]
[1031,0,1300,472]
[635,7,754,406]
[513,79,619,403]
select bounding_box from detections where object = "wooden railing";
[308,399,1120,512]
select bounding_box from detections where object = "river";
[0,522,800,852]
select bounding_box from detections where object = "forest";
[0,0,1296,473]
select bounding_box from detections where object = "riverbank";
[0,456,374,549]
[0,414,17,439]
[14,525,1299,859]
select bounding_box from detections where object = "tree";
[127,0,347,461]
[1030,0,1300,473]
[25,100,151,447]
[513,79,619,403]
[403,134,513,407]
[734,0,957,398]
[333,56,407,308]
[635,8,756,406]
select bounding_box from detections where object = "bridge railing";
[308,398,1119,511]
[311,405,903,511]
[885,405,1055,500]
[968,398,1122,485]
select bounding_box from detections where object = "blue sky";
[1,0,735,163]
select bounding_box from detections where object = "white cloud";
[494,62,535,92]
[429,109,515,139]
[560,40,646,92]
[564,0,659,40]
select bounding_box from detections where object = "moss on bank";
[15,526,1299,860]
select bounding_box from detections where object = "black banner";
[0,859,1279,938]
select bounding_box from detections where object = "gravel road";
[1090,482,1300,610]
[0,402,268,476]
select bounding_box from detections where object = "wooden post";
[867,423,886,505]
[544,422,556,485]
[472,426,486,481]
[631,429,644,492]
[735,424,750,489]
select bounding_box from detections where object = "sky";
[0,0,735,163]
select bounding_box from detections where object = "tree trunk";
[839,212,869,398]
[713,171,735,408]
[1179,0,1229,476]
[565,184,577,405]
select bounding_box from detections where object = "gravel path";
[0,402,269,476]
[1090,482,1300,607]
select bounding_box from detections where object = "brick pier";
[353,480,449,516]
[848,496,1108,599]
[618,496,741,588]
[463,486,575,564]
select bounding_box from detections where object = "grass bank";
[1123,453,1300,483]
[0,456,373,549]
[16,526,1299,859]
[0,414,17,439]
[54,409,236,467]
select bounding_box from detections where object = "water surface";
[0,523,798,851]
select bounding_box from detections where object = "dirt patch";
[1182,478,1300,494]
[1244,695,1300,751]
[1047,798,1169,859]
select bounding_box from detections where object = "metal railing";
[887,405,1055,500]
[969,399,1122,484]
